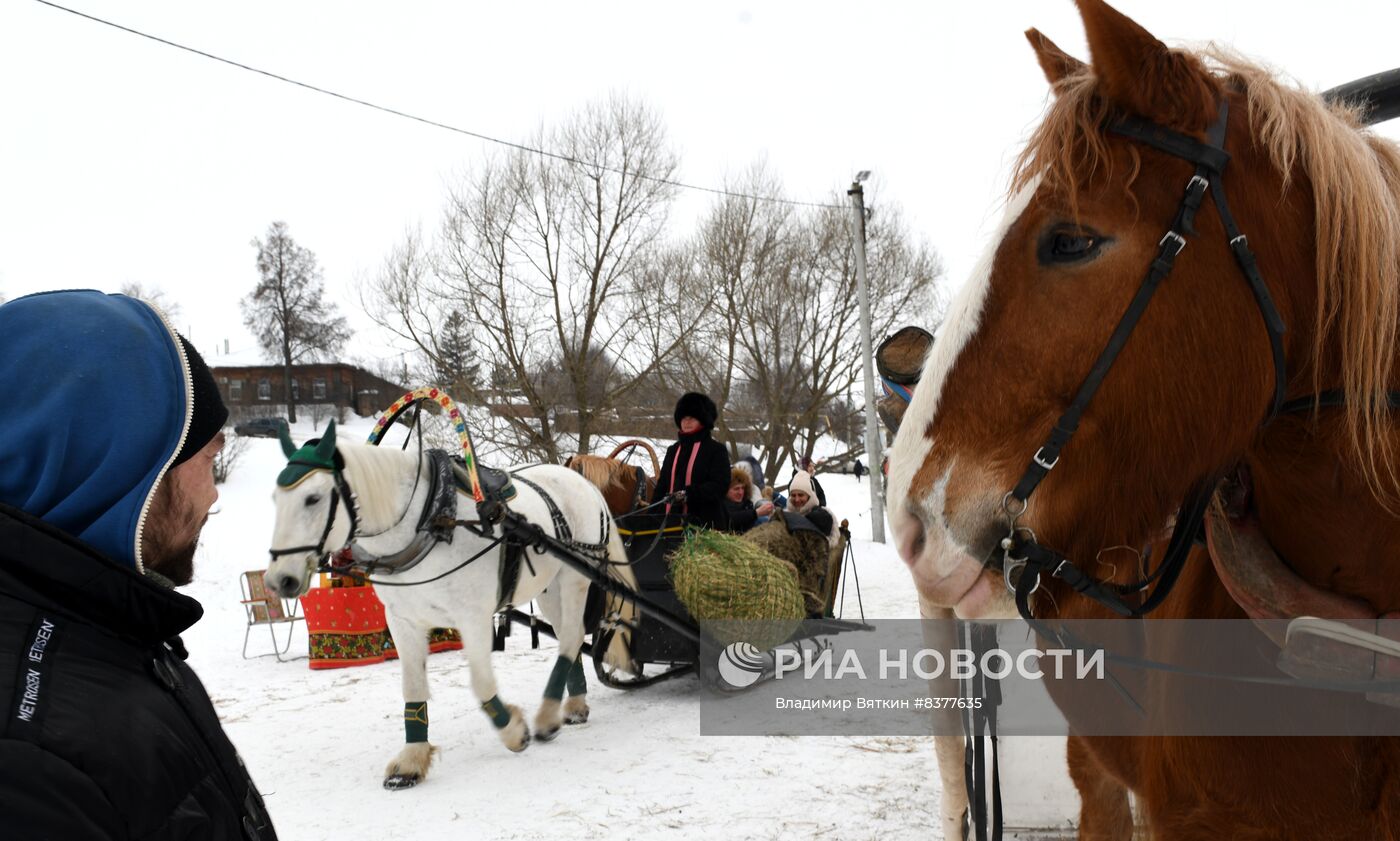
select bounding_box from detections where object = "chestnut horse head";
[565,454,654,517]
[888,0,1400,622]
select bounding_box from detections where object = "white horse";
[263,421,638,789]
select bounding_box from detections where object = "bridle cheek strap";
[1004,97,1290,620]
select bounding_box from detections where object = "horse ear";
[278,423,296,459]
[314,420,337,462]
[1075,0,1218,130]
[1025,28,1085,88]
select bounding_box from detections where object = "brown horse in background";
[565,440,660,517]
[887,0,1400,838]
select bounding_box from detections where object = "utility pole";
[848,171,886,543]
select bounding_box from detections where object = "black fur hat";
[673,391,718,429]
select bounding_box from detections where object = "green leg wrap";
[404,702,429,744]
[544,655,572,701]
[567,657,587,697]
[482,695,512,729]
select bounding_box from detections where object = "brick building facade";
[210,363,407,418]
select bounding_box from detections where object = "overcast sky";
[4,0,1399,367]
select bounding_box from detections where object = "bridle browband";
[1001,98,1293,630]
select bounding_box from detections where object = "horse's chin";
[948,571,1020,620]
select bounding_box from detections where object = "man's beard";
[146,532,199,585]
[142,484,207,586]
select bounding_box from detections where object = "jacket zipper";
[132,306,195,574]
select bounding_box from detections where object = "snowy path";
[182,422,947,840]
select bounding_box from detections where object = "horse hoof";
[564,709,589,725]
[510,730,531,752]
[536,724,561,742]
[383,773,421,790]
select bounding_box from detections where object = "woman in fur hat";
[725,467,775,534]
[651,392,732,530]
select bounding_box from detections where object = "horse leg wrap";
[544,655,572,702]
[567,657,587,696]
[404,702,429,744]
[482,694,512,729]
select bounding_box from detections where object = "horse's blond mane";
[336,442,421,531]
[1012,46,1400,502]
[568,454,625,492]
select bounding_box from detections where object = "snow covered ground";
[179,414,1013,840]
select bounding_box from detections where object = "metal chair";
[240,570,304,661]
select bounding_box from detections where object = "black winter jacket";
[652,428,732,530]
[0,503,277,841]
[725,499,759,534]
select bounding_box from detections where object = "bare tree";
[364,94,689,462]
[668,173,945,480]
[243,221,351,423]
[120,282,181,323]
[212,432,249,484]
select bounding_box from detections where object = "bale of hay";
[670,529,804,649]
[742,518,831,616]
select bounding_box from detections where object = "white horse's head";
[265,421,356,598]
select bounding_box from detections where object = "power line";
[30,0,847,211]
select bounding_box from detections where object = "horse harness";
[270,449,609,611]
[999,95,1400,634]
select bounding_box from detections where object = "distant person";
[853,458,866,483]
[0,291,278,838]
[725,468,775,534]
[652,392,731,530]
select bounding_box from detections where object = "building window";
[258,378,271,400]
[229,379,243,401]
[290,379,300,401]
[313,377,327,399]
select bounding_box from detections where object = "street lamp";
[848,170,886,543]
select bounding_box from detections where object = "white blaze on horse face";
[887,177,1040,616]
[266,471,342,597]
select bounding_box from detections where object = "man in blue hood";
[0,290,277,839]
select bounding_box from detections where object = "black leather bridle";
[1001,98,1291,630]
[267,461,361,561]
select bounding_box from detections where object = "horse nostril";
[279,575,300,595]
[895,506,928,567]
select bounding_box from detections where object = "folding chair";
[240,570,304,661]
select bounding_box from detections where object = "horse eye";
[1039,227,1107,265]
[304,495,321,507]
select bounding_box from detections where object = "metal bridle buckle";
[1159,230,1187,256]
[1032,447,1059,471]
[1004,553,1042,597]
[1186,174,1209,194]
[1230,234,1248,247]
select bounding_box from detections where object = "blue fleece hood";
[0,290,190,571]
